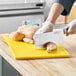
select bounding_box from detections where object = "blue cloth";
[53,0,76,16]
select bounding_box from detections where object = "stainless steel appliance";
[0,2,45,33]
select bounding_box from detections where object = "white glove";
[34,21,54,49]
[35,21,54,34]
[66,19,76,35]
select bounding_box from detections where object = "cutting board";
[4,35,71,59]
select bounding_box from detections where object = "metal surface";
[0,2,45,10]
[2,57,21,76]
[0,2,45,33]
[34,30,64,46]
[34,25,69,48]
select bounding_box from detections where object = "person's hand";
[35,21,54,34]
[66,19,76,35]
[34,21,57,52]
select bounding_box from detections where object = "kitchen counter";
[0,34,76,76]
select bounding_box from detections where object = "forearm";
[46,3,64,24]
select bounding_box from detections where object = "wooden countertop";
[0,34,76,76]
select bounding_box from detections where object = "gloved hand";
[35,21,54,34]
[66,19,76,35]
[34,21,57,52]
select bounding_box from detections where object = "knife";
[34,26,69,49]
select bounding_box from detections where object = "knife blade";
[34,26,69,48]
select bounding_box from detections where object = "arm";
[35,0,75,34]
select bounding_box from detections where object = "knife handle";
[63,26,69,34]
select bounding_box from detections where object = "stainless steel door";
[0,13,44,33]
[0,3,45,33]
[0,0,25,4]
[0,8,44,33]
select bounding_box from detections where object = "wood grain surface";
[0,34,76,76]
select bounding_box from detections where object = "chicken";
[9,25,57,53]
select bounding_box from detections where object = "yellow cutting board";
[4,35,71,59]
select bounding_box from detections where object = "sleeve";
[53,0,75,16]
